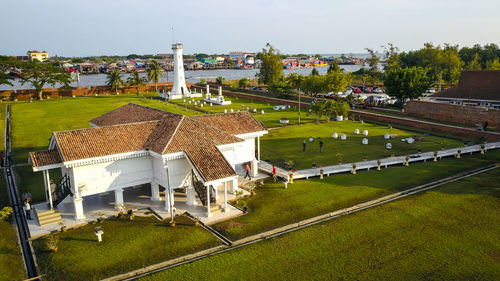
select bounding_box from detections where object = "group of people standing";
[302,139,324,153]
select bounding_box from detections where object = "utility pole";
[298,87,301,125]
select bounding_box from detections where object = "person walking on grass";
[244,163,252,180]
[25,199,32,220]
[272,165,277,182]
[319,139,324,153]
[302,140,306,152]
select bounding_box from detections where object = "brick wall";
[403,100,500,129]
[352,110,500,142]
[0,82,174,100]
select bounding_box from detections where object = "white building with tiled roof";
[29,104,267,223]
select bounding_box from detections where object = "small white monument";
[362,138,368,145]
[407,137,415,144]
[204,86,232,105]
[363,130,368,136]
[332,132,338,139]
[354,128,360,134]
[341,134,347,140]
[384,133,390,139]
[386,143,392,149]
[261,110,265,114]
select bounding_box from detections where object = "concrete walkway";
[259,142,500,182]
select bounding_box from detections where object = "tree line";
[0,56,166,99]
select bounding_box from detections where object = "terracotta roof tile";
[29,150,62,167]
[431,70,500,101]
[193,111,267,135]
[90,103,181,126]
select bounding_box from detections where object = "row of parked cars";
[317,86,397,104]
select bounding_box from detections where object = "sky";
[1,0,500,57]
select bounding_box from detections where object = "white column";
[73,197,85,220]
[251,159,258,177]
[164,189,171,212]
[206,185,211,217]
[186,186,196,206]
[214,184,219,200]
[223,181,228,212]
[151,183,160,201]
[231,178,238,193]
[170,192,175,209]
[114,188,124,205]
[44,170,54,209]
[257,136,261,162]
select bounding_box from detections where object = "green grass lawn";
[32,215,220,281]
[261,121,463,170]
[0,170,26,280]
[170,96,316,128]
[213,150,500,241]
[10,93,200,164]
[140,168,500,281]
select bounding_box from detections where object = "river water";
[1,64,364,90]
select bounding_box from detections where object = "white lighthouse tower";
[170,43,190,99]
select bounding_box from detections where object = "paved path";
[259,142,500,182]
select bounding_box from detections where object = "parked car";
[344,88,353,95]
[373,87,384,94]
[426,87,436,93]
[364,87,373,93]
[251,86,264,91]
[353,88,362,94]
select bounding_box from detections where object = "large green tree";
[302,74,324,96]
[384,67,432,105]
[486,58,500,70]
[19,61,71,100]
[466,54,482,70]
[256,43,283,85]
[382,43,400,72]
[127,70,146,95]
[146,59,164,92]
[399,43,463,85]
[365,48,380,73]
[323,68,352,94]
[106,70,125,95]
[268,78,292,94]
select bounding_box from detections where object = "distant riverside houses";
[29,103,268,220]
[429,70,500,109]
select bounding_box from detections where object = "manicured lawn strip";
[10,94,200,164]
[170,96,316,128]
[33,215,220,281]
[213,150,500,241]
[13,165,61,204]
[0,104,5,149]
[0,170,26,280]
[141,169,500,281]
[261,121,462,170]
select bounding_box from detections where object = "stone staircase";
[210,204,222,215]
[174,191,187,202]
[36,209,62,227]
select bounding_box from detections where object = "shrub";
[0,206,13,221]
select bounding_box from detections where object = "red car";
[353,88,362,94]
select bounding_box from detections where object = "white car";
[344,88,353,95]
[373,88,384,94]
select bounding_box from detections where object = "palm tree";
[127,70,146,95]
[106,70,125,95]
[146,59,164,92]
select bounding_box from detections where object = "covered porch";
[28,183,246,238]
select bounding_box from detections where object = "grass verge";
[0,170,26,280]
[32,215,220,281]
[213,150,500,241]
[140,168,500,281]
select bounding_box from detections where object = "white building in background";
[30,103,267,222]
[170,43,191,99]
